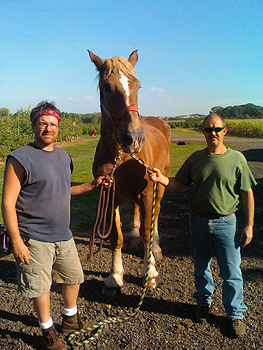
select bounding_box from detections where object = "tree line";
[210,103,263,119]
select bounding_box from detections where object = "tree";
[0,108,11,118]
[210,103,263,119]
[210,106,224,115]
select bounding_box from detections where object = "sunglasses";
[203,127,224,133]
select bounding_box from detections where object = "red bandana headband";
[31,110,61,123]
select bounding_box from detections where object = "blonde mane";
[100,56,138,81]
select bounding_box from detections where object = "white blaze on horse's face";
[119,73,130,105]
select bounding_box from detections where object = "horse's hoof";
[102,285,120,297]
[141,275,160,290]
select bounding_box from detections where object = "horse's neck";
[100,125,121,161]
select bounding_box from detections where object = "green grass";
[169,141,205,175]
[171,127,203,137]
[66,139,98,181]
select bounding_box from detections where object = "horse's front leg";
[103,207,124,295]
[151,183,166,261]
[127,202,141,246]
[140,193,160,289]
[128,201,162,261]
[142,241,159,289]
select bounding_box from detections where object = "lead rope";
[88,151,122,261]
[68,154,157,347]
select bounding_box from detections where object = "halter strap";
[101,102,139,123]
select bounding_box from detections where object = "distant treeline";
[210,103,263,119]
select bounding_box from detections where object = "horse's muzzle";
[120,128,146,154]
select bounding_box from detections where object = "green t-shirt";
[175,147,257,215]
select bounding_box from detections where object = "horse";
[88,49,171,293]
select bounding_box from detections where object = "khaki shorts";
[17,237,84,298]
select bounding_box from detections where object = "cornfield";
[169,118,263,139]
[226,119,263,138]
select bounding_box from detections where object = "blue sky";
[1,0,263,116]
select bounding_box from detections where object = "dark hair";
[202,113,226,128]
[30,101,61,124]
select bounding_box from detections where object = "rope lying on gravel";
[68,154,157,347]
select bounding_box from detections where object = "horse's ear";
[128,50,138,67]
[88,50,105,71]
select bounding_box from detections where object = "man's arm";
[2,157,30,264]
[70,176,112,196]
[240,188,254,247]
[148,168,185,192]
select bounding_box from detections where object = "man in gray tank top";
[2,101,107,350]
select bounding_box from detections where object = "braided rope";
[68,154,156,346]
[88,151,122,260]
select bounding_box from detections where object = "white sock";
[63,305,78,317]
[39,317,53,330]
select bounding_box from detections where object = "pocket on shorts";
[19,263,41,293]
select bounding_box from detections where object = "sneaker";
[229,319,246,338]
[194,305,210,324]
[62,311,97,335]
[42,325,67,350]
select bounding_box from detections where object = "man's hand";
[148,168,168,185]
[92,175,113,188]
[240,225,253,247]
[13,241,31,264]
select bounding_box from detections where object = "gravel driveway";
[0,135,263,349]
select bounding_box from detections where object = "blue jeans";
[189,212,247,319]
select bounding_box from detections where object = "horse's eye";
[104,83,111,93]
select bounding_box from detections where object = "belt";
[192,211,234,220]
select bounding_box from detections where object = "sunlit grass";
[171,127,203,137]
[169,141,205,175]
[66,139,98,181]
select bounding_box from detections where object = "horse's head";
[88,50,146,154]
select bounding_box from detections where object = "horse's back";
[138,116,171,174]
[141,116,171,144]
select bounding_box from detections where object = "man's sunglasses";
[203,127,224,133]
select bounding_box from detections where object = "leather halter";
[101,101,139,124]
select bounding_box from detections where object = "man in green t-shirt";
[149,113,256,339]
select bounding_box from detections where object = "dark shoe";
[62,311,97,334]
[42,325,67,350]
[194,305,210,323]
[229,319,246,338]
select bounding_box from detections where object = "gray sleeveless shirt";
[8,143,73,242]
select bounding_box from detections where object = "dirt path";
[0,135,263,349]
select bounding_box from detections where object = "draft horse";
[88,50,171,292]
